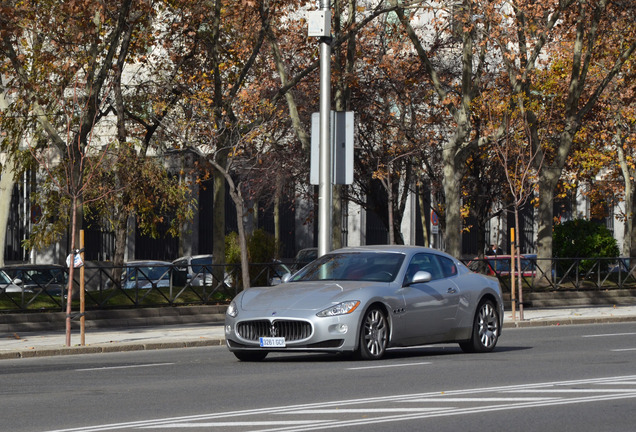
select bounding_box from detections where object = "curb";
[0,337,226,360]
[503,315,636,328]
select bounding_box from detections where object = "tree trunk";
[332,185,342,249]
[212,153,227,284]
[535,166,561,282]
[111,209,129,286]
[0,158,16,267]
[418,187,429,247]
[617,136,633,257]
[65,196,79,347]
[442,145,464,258]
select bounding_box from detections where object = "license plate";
[259,337,286,347]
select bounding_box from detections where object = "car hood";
[239,280,376,312]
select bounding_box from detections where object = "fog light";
[225,325,232,334]
[336,323,348,334]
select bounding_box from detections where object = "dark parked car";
[3,264,68,296]
[121,261,173,290]
[293,247,318,270]
[172,255,215,287]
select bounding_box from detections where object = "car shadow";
[257,344,532,363]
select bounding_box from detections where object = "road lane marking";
[145,420,330,428]
[583,332,636,338]
[403,397,559,402]
[611,348,636,352]
[75,363,175,371]
[43,374,636,432]
[346,361,431,370]
[139,393,636,431]
[506,389,636,393]
[279,408,447,414]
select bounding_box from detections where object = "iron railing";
[465,256,636,293]
[0,261,293,312]
[2,257,635,312]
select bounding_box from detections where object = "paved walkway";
[1,305,635,360]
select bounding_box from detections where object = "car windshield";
[126,265,170,280]
[23,269,67,284]
[290,252,404,283]
[191,257,213,273]
[0,271,12,284]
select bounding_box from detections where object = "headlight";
[316,300,360,317]
[226,300,238,318]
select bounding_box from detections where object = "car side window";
[404,253,443,284]
[438,256,458,278]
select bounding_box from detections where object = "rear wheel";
[459,299,500,353]
[233,351,268,362]
[357,307,389,360]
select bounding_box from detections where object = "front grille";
[237,319,312,342]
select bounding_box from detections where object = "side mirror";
[405,271,432,286]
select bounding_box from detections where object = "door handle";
[447,287,457,294]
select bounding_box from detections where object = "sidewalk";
[1,305,635,360]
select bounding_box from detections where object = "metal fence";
[2,257,635,313]
[0,261,294,312]
[465,256,636,293]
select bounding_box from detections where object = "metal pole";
[80,230,85,346]
[317,0,332,258]
[510,228,516,322]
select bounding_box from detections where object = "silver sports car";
[225,245,503,361]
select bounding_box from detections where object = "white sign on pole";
[310,111,354,185]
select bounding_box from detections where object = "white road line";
[346,361,431,371]
[611,348,636,352]
[506,389,636,393]
[583,332,636,338]
[278,408,447,414]
[75,363,175,372]
[597,381,636,385]
[143,421,330,429]
[43,374,636,432]
[222,394,636,432]
[403,397,559,402]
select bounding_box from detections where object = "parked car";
[0,269,25,293]
[468,254,537,277]
[172,255,215,287]
[121,261,173,290]
[225,245,503,361]
[266,260,292,286]
[292,247,318,270]
[3,264,67,296]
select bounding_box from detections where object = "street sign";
[310,111,354,185]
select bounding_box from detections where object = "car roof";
[172,255,213,262]
[3,263,65,268]
[125,260,172,266]
[331,245,454,257]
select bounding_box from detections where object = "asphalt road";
[2,322,635,432]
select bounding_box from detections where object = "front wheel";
[459,299,500,353]
[357,307,389,360]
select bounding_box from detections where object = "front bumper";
[225,312,360,353]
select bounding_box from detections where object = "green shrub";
[553,219,619,274]
[225,229,281,287]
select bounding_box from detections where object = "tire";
[233,351,268,362]
[459,299,500,353]
[357,306,389,360]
